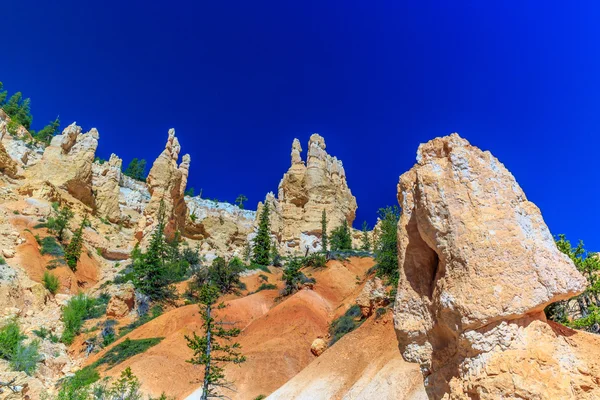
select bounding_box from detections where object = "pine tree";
[235,194,248,209]
[132,201,175,302]
[321,210,328,252]
[374,206,400,286]
[361,221,370,251]
[2,92,33,129]
[46,203,74,242]
[124,158,147,181]
[65,215,88,271]
[252,202,271,266]
[33,117,60,145]
[330,219,352,251]
[185,284,246,400]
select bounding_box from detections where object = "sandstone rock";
[25,123,98,206]
[106,283,136,319]
[356,277,388,317]
[393,133,591,399]
[185,197,257,257]
[258,134,357,255]
[310,338,327,356]
[92,154,122,222]
[0,140,18,178]
[136,129,190,241]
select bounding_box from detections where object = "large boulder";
[25,123,98,206]
[136,129,190,241]
[394,134,594,399]
[258,134,357,255]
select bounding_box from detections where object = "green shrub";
[375,307,387,319]
[329,305,364,345]
[43,271,60,294]
[249,262,270,273]
[0,320,25,360]
[69,365,100,388]
[0,320,41,375]
[61,294,109,344]
[258,274,269,282]
[0,256,5,265]
[254,396,267,400]
[255,283,277,292]
[40,236,64,256]
[10,340,41,375]
[93,337,163,369]
[118,305,163,337]
[32,327,50,339]
[302,253,327,268]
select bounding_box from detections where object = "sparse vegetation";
[40,236,65,256]
[235,194,248,209]
[330,219,352,251]
[0,320,41,375]
[43,271,60,294]
[302,253,327,268]
[545,234,600,333]
[123,157,147,181]
[94,337,164,369]
[65,215,88,271]
[321,209,328,252]
[118,305,163,338]
[185,284,246,400]
[0,256,5,265]
[61,294,110,344]
[255,283,277,292]
[281,258,316,296]
[132,201,176,302]
[252,202,271,266]
[52,366,149,400]
[46,202,74,242]
[373,206,400,287]
[361,221,370,251]
[329,305,363,345]
[1,88,33,129]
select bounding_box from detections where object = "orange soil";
[267,311,426,400]
[89,257,375,399]
[10,214,99,293]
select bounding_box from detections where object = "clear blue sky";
[1,1,598,250]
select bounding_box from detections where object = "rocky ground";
[0,106,598,399]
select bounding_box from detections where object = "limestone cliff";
[394,133,597,399]
[259,134,357,254]
[136,128,190,241]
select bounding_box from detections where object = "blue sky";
[1,1,598,249]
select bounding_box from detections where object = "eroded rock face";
[25,123,98,206]
[0,140,18,178]
[92,154,122,222]
[185,197,256,258]
[136,129,190,241]
[356,277,388,318]
[260,134,357,255]
[106,283,135,319]
[394,133,591,399]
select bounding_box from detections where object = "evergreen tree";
[270,241,282,267]
[330,219,352,251]
[33,117,60,145]
[184,187,195,197]
[321,210,328,252]
[208,257,245,294]
[65,215,88,271]
[0,82,6,105]
[235,194,248,209]
[132,201,175,302]
[2,92,33,129]
[46,203,74,242]
[374,206,400,286]
[252,202,271,266]
[123,158,147,181]
[361,221,370,251]
[545,234,600,329]
[185,284,246,400]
